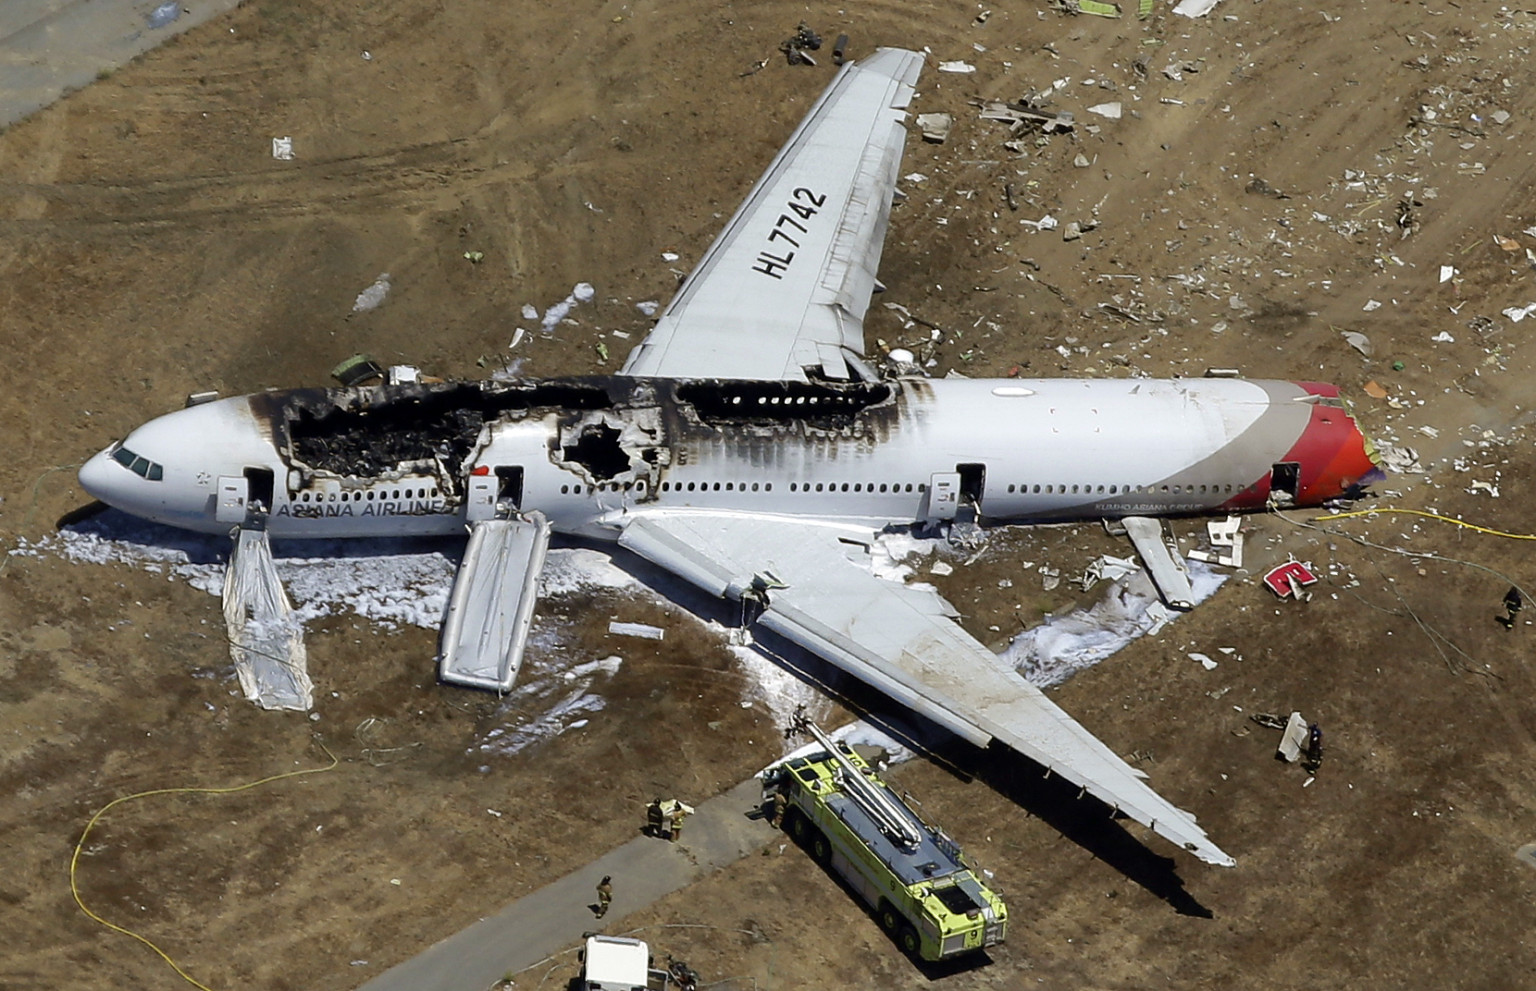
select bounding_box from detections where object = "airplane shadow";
[605,540,1213,919]
[53,512,1212,918]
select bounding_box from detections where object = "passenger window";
[147,463,163,482]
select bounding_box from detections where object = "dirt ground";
[3,1,1536,989]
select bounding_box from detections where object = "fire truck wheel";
[810,829,832,865]
[878,902,900,933]
[898,922,920,957]
[784,807,807,841]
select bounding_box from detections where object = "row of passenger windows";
[1004,482,1237,496]
[296,487,439,503]
[112,445,163,481]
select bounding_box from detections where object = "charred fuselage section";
[264,375,909,502]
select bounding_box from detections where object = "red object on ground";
[1263,560,1318,598]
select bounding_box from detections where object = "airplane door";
[926,472,961,522]
[465,473,498,522]
[215,476,247,523]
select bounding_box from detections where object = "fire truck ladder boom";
[801,721,923,850]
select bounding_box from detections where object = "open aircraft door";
[215,476,248,524]
[926,472,961,523]
[465,472,498,522]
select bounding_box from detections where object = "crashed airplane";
[79,49,1379,868]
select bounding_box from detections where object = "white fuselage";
[79,375,1377,541]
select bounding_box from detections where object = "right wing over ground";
[618,510,1235,867]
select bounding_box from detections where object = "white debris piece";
[937,60,976,74]
[916,113,953,143]
[1341,330,1372,357]
[1173,0,1223,15]
[661,251,680,263]
[1087,102,1123,120]
[1277,712,1308,762]
[1188,652,1218,671]
[1431,331,1455,343]
[1439,265,1458,283]
[930,560,954,576]
[1362,299,1382,312]
[608,621,665,640]
[352,273,391,312]
[1502,302,1536,322]
[636,300,659,317]
[541,282,596,332]
[272,136,294,161]
[521,303,539,321]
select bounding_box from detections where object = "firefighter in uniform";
[594,875,613,918]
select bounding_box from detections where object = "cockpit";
[109,443,164,481]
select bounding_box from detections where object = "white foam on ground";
[1002,561,1226,687]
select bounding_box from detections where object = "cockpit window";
[111,444,164,481]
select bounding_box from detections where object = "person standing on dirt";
[594,875,613,918]
[669,804,689,842]
[646,797,665,837]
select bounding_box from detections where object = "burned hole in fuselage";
[561,421,630,481]
[280,379,617,479]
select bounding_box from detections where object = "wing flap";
[618,511,1235,867]
[621,48,922,382]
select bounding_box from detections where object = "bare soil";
[3,2,1536,990]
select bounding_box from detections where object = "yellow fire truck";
[764,721,1007,961]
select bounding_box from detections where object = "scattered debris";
[352,273,391,313]
[831,34,850,66]
[636,300,659,317]
[1431,330,1455,343]
[542,282,596,332]
[779,22,822,65]
[147,2,182,29]
[1086,101,1123,120]
[1276,711,1308,763]
[463,250,484,264]
[1188,651,1218,671]
[1188,516,1243,568]
[609,621,665,640]
[1439,265,1458,283]
[1362,380,1390,399]
[1246,177,1289,200]
[916,113,953,144]
[1173,0,1222,17]
[977,99,1075,136]
[1262,560,1318,600]
[938,61,977,74]
[1341,330,1373,357]
[1502,302,1536,322]
[272,136,294,161]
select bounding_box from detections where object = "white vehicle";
[579,935,653,991]
[79,49,1381,869]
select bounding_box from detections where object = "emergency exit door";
[926,472,961,522]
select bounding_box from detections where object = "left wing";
[618,510,1235,867]
[621,48,923,382]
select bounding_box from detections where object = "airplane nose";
[78,448,120,504]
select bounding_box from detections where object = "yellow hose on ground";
[69,741,339,991]
[1313,507,1536,540]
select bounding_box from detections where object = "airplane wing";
[620,48,923,383]
[618,510,1236,867]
